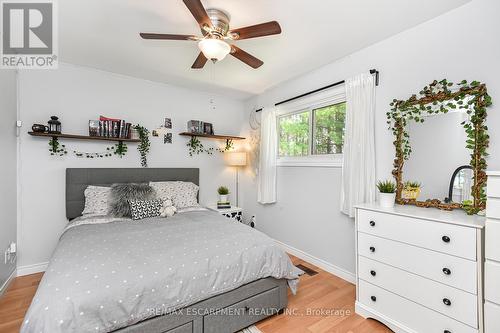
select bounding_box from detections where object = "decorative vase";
[379,192,396,208]
[219,194,228,203]
[130,128,140,140]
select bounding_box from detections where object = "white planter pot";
[379,192,396,208]
[219,194,228,203]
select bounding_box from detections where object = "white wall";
[240,0,500,277]
[17,63,245,270]
[0,70,18,289]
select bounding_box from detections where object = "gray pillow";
[109,183,156,217]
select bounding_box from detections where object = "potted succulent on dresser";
[217,186,230,203]
[377,180,397,208]
[402,181,421,200]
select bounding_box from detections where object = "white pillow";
[82,185,111,215]
[149,181,199,209]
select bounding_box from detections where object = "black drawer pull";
[442,268,451,275]
[443,298,452,306]
[369,221,376,227]
[442,235,451,243]
[370,296,377,302]
[444,330,452,333]
[370,270,376,276]
[369,246,376,253]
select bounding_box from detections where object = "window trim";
[277,85,346,168]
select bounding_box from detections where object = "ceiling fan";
[139,0,281,69]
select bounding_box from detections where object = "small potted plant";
[217,186,230,203]
[402,181,421,200]
[377,180,396,208]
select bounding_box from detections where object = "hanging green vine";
[134,124,150,167]
[187,136,214,156]
[48,138,67,156]
[387,79,492,214]
[113,141,128,157]
[216,139,234,153]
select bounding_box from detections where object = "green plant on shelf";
[48,138,67,156]
[217,139,234,153]
[134,124,150,167]
[187,136,214,156]
[113,141,128,157]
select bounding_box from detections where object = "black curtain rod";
[255,69,379,112]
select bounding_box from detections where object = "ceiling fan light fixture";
[198,38,230,62]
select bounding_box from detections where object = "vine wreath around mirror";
[387,79,492,214]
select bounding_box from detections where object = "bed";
[21,168,301,333]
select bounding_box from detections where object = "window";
[313,103,346,155]
[278,101,346,165]
[278,111,310,157]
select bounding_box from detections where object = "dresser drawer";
[485,260,500,304]
[485,301,500,333]
[358,209,477,260]
[357,232,478,293]
[358,280,478,333]
[486,219,500,260]
[486,198,500,219]
[487,176,500,198]
[358,256,478,327]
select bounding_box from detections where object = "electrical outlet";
[4,248,10,265]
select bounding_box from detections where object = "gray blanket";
[21,210,301,333]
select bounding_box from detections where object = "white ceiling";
[60,0,470,99]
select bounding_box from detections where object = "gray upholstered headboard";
[66,168,200,220]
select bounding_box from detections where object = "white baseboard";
[274,239,356,283]
[0,269,17,297]
[17,262,48,276]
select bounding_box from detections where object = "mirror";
[445,165,473,203]
[388,79,492,213]
[404,111,470,202]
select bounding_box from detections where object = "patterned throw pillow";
[109,183,156,217]
[82,186,111,216]
[149,181,199,209]
[128,199,163,220]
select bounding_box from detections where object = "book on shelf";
[89,116,132,139]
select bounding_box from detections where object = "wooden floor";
[0,255,391,333]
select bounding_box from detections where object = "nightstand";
[207,205,243,223]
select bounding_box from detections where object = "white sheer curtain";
[340,73,377,217]
[258,107,278,204]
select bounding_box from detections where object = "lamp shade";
[198,39,231,62]
[226,152,247,166]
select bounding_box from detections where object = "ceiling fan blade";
[140,33,197,41]
[229,21,281,40]
[191,52,208,69]
[182,0,212,29]
[230,45,263,69]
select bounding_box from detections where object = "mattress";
[21,210,301,333]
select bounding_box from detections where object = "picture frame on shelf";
[203,122,214,135]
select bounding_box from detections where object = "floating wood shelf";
[178,132,245,140]
[28,132,141,143]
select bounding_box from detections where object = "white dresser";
[355,203,485,333]
[485,171,500,332]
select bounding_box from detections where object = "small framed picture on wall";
[164,118,172,129]
[164,133,172,144]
